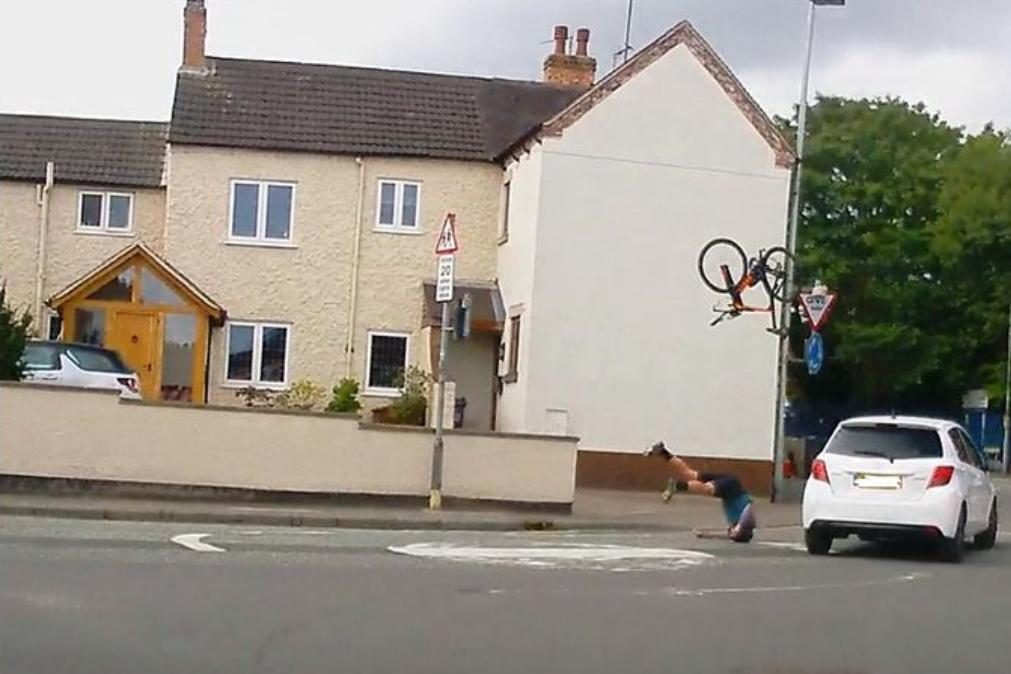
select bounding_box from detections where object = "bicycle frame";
[709,254,783,334]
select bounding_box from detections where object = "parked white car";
[21,340,141,399]
[802,415,997,562]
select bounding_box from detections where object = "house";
[0,1,791,488]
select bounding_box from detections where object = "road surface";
[1,505,1009,674]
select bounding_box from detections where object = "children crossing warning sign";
[435,213,459,255]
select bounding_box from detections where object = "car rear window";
[826,424,943,460]
[66,345,131,374]
[22,343,62,370]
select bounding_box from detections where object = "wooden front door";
[109,311,160,399]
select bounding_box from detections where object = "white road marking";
[667,571,931,597]
[755,541,808,552]
[229,506,319,513]
[388,542,714,569]
[170,533,225,553]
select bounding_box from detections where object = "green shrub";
[388,366,431,426]
[326,378,363,414]
[0,282,32,381]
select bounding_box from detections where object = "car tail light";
[117,377,138,393]
[927,465,954,488]
[811,458,830,484]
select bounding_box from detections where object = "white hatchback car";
[802,415,997,562]
[21,340,141,399]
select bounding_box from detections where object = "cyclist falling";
[646,441,757,543]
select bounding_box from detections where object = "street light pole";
[771,0,843,501]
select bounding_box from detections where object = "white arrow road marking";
[667,571,931,597]
[388,543,714,569]
[171,533,225,553]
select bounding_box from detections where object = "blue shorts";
[700,473,754,528]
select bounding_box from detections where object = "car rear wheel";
[805,528,832,555]
[939,506,967,563]
[973,500,998,551]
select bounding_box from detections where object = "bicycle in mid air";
[697,237,795,335]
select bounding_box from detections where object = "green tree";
[0,282,32,381]
[930,127,1011,402]
[788,96,965,408]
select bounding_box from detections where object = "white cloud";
[741,42,1011,133]
[1,0,1008,131]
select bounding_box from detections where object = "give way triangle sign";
[798,291,837,332]
[435,213,459,255]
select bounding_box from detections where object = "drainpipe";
[344,156,366,377]
[33,161,55,336]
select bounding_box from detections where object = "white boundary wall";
[0,384,576,505]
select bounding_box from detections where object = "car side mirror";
[986,458,1002,473]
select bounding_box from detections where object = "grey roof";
[169,57,581,161]
[0,114,167,187]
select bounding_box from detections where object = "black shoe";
[646,441,673,460]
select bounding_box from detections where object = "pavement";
[2,508,1010,674]
[0,486,802,532]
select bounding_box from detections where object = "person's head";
[728,504,756,543]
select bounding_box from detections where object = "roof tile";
[169,57,581,161]
[0,115,167,187]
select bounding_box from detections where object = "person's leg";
[648,444,714,497]
[666,455,701,484]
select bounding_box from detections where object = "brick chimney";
[542,26,596,87]
[182,0,207,71]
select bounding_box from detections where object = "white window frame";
[374,179,422,233]
[76,190,134,235]
[223,321,292,389]
[227,180,297,246]
[364,330,411,396]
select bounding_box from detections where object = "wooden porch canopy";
[48,243,225,402]
[48,243,225,319]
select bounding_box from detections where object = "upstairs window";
[229,180,295,244]
[376,180,421,231]
[78,191,133,233]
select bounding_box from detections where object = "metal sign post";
[430,214,459,510]
[771,0,845,502]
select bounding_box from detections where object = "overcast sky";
[1,1,1008,132]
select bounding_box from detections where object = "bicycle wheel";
[760,246,794,301]
[698,238,747,294]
